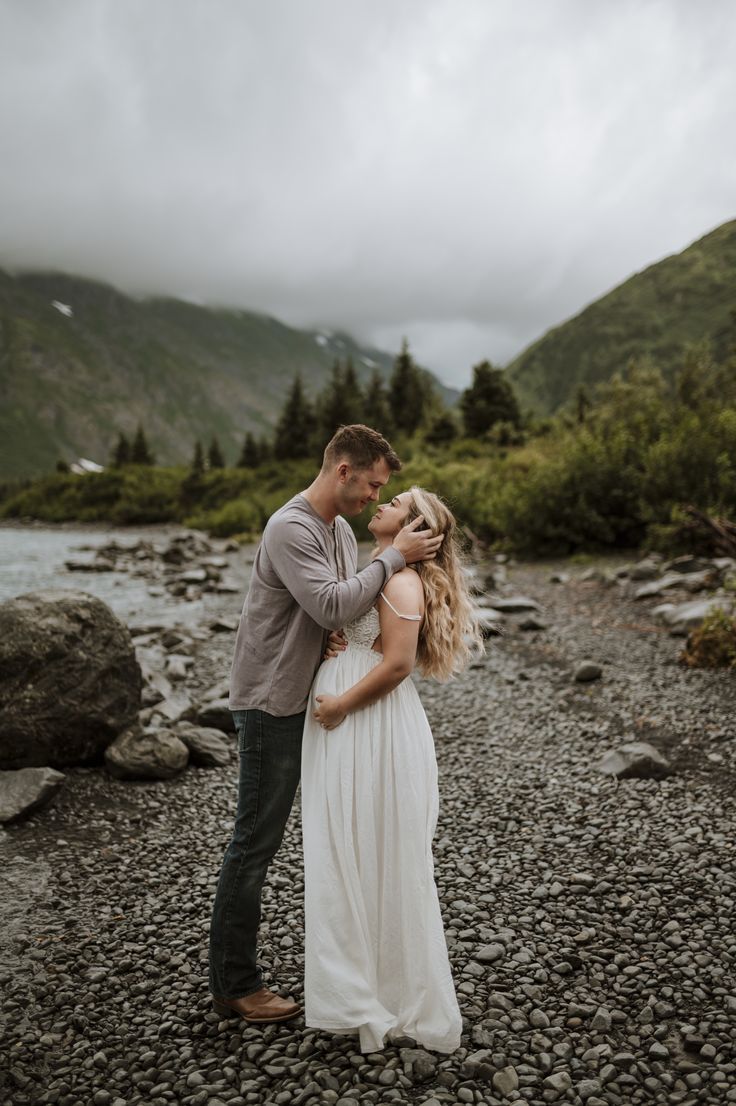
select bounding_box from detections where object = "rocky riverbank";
[1,553,735,1106]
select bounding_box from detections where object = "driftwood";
[681,505,736,558]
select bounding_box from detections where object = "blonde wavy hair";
[399,487,483,681]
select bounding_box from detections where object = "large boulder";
[0,590,142,769]
[0,767,66,823]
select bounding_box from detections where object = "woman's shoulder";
[383,568,425,611]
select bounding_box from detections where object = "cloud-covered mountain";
[0,269,454,479]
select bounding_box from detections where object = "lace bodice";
[343,590,423,654]
[344,606,381,651]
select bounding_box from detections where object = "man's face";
[338,458,393,516]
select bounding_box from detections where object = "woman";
[301,487,481,1054]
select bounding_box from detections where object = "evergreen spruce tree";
[342,357,364,422]
[190,440,205,475]
[363,370,393,437]
[208,435,225,469]
[575,384,592,425]
[425,411,458,446]
[318,360,346,443]
[131,424,154,465]
[180,440,205,508]
[318,358,364,444]
[273,374,315,459]
[460,361,521,437]
[257,435,272,464]
[237,432,260,468]
[112,432,131,467]
[389,339,429,434]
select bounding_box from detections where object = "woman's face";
[368,490,413,538]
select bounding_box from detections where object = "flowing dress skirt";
[301,644,462,1054]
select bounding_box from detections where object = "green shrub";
[488,428,646,554]
[680,609,736,669]
[186,497,262,537]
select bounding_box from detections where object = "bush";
[641,407,736,523]
[186,497,262,537]
[679,609,736,669]
[0,468,183,524]
[488,427,646,554]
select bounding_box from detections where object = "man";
[209,424,442,1024]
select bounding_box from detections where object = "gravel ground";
[1,555,735,1106]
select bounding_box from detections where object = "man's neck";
[301,476,340,525]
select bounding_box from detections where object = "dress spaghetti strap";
[379,590,422,621]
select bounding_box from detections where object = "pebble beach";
[1,555,735,1106]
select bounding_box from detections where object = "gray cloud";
[0,0,734,385]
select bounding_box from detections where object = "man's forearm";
[270,535,405,630]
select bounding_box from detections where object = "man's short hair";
[322,424,401,473]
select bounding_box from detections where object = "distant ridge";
[0,269,455,479]
[506,219,736,414]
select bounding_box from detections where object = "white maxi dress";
[301,595,462,1054]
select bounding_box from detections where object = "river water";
[0,521,253,626]
[0,522,256,979]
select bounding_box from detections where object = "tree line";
[17,333,736,556]
[108,340,523,473]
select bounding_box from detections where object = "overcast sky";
[0,0,734,386]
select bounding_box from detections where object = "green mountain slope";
[506,219,736,414]
[0,270,455,479]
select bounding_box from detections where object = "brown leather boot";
[212,987,302,1024]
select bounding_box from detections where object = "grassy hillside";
[0,270,455,478]
[506,219,736,414]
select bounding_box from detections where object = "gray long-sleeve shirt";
[228,493,405,715]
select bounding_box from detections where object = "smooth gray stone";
[663,555,715,574]
[197,697,236,733]
[105,726,189,780]
[661,597,734,631]
[635,569,714,599]
[574,661,602,682]
[474,943,506,963]
[598,742,671,780]
[628,560,660,581]
[492,1065,519,1095]
[150,689,195,725]
[487,596,542,612]
[0,766,65,823]
[175,724,232,767]
[634,572,690,598]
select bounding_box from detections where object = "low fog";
[0,0,734,384]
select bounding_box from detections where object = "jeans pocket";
[232,710,249,754]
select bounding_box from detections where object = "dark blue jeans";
[208,707,304,998]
